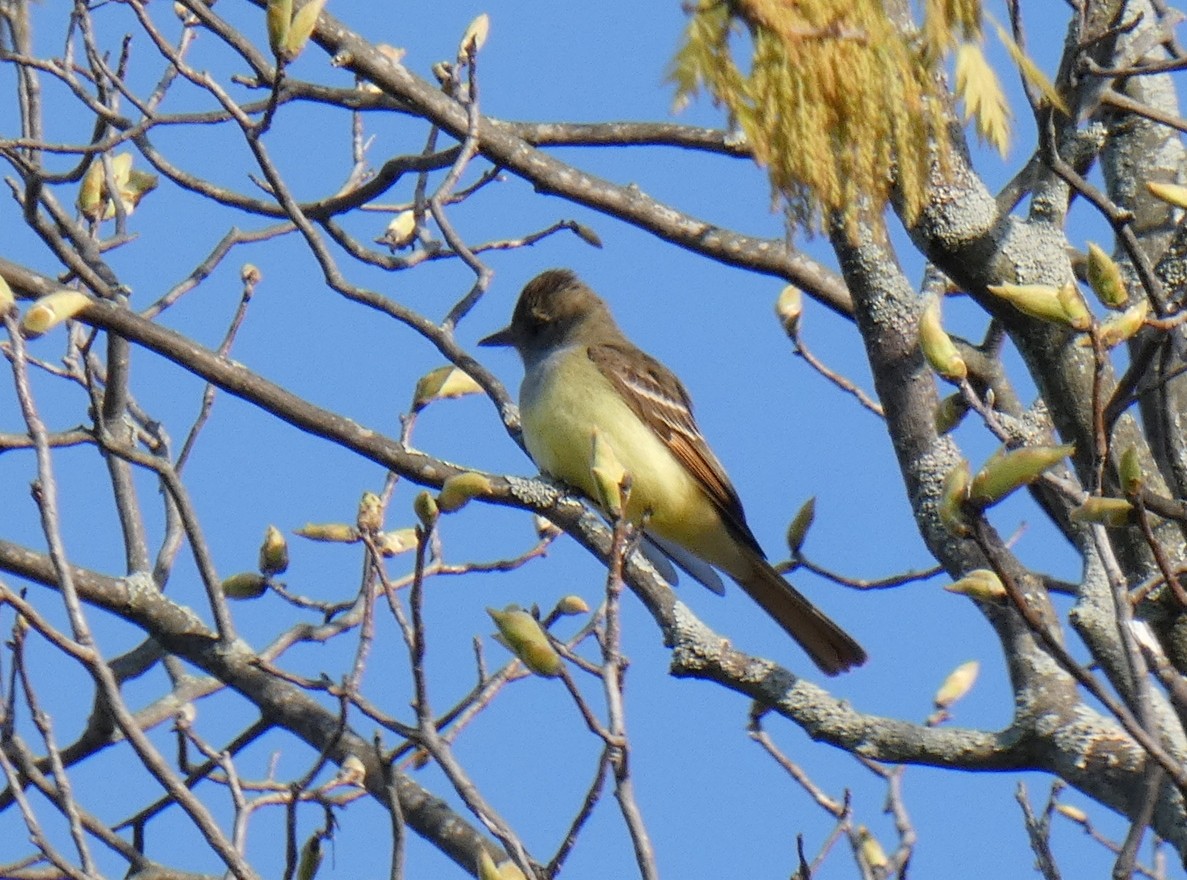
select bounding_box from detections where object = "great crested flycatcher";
[480,269,866,675]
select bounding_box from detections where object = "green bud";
[944,568,1006,602]
[382,210,417,249]
[935,393,971,435]
[119,169,158,213]
[437,471,493,513]
[78,160,106,218]
[284,0,328,60]
[458,12,490,57]
[919,296,967,382]
[266,0,293,56]
[221,571,269,599]
[1119,446,1143,497]
[413,490,439,529]
[856,826,888,870]
[376,528,418,556]
[589,428,627,517]
[969,444,1074,508]
[296,834,323,880]
[78,153,135,220]
[1085,242,1129,309]
[294,522,359,543]
[1070,496,1135,527]
[1055,803,1089,824]
[775,284,803,334]
[938,460,972,536]
[1146,180,1187,209]
[1056,282,1092,331]
[487,605,562,677]
[570,222,603,249]
[1094,299,1148,349]
[934,659,979,709]
[555,595,590,616]
[412,365,483,412]
[987,282,1088,329]
[357,491,384,534]
[21,289,93,335]
[785,496,816,556]
[258,524,289,575]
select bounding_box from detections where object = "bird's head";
[479,269,615,359]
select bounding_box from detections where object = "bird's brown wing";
[587,341,765,557]
[589,342,867,675]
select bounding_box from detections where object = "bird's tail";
[736,558,866,676]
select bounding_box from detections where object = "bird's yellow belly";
[520,357,730,563]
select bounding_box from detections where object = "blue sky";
[0,1,1149,877]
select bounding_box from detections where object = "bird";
[479,268,866,675]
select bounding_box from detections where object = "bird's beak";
[478,325,516,347]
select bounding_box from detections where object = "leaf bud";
[377,528,418,556]
[477,850,501,880]
[1119,446,1143,497]
[555,595,590,616]
[1055,282,1092,331]
[1069,497,1134,527]
[377,44,407,63]
[589,427,627,517]
[775,284,803,334]
[919,296,967,381]
[296,833,323,880]
[1146,180,1187,209]
[355,491,384,534]
[21,289,92,335]
[413,490,439,529]
[1055,803,1088,824]
[935,393,971,435]
[934,659,979,709]
[438,471,493,513]
[785,496,816,556]
[119,169,158,213]
[0,274,13,313]
[938,460,972,536]
[382,210,417,249]
[570,222,603,248]
[487,605,562,677]
[294,522,359,543]
[221,571,269,599]
[855,826,888,870]
[987,282,1087,329]
[944,568,1006,602]
[969,444,1073,508]
[266,0,293,56]
[458,13,490,57]
[412,365,483,411]
[258,524,289,575]
[1094,299,1148,349]
[283,0,328,60]
[1085,243,1128,309]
